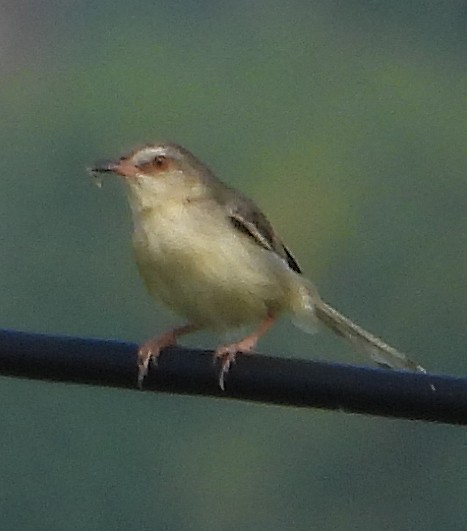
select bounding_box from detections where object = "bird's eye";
[153,155,167,168]
[134,153,170,173]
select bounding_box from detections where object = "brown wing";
[228,206,302,274]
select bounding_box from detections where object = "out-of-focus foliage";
[0,1,466,530]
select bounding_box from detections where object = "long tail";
[314,300,426,372]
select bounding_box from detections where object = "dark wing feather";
[228,203,302,274]
[283,245,302,274]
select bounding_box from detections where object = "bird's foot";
[214,335,258,391]
[137,331,177,388]
[137,323,199,389]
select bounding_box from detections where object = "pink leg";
[215,314,276,390]
[138,323,199,388]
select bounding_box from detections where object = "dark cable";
[0,329,465,425]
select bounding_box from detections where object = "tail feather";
[314,300,425,373]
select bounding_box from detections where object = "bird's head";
[90,142,215,207]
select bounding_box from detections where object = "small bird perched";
[90,142,425,389]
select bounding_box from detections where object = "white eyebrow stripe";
[131,144,186,166]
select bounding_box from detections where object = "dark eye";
[153,155,167,168]
[134,153,170,173]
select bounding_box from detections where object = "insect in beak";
[89,158,139,186]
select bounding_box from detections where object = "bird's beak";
[89,158,139,178]
[90,159,118,173]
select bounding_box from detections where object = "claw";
[137,344,160,389]
[215,348,238,391]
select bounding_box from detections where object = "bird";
[89,142,425,389]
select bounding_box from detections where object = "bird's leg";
[215,313,276,390]
[137,323,200,388]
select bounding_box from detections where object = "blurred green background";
[1,1,466,529]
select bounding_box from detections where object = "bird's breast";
[131,202,296,329]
